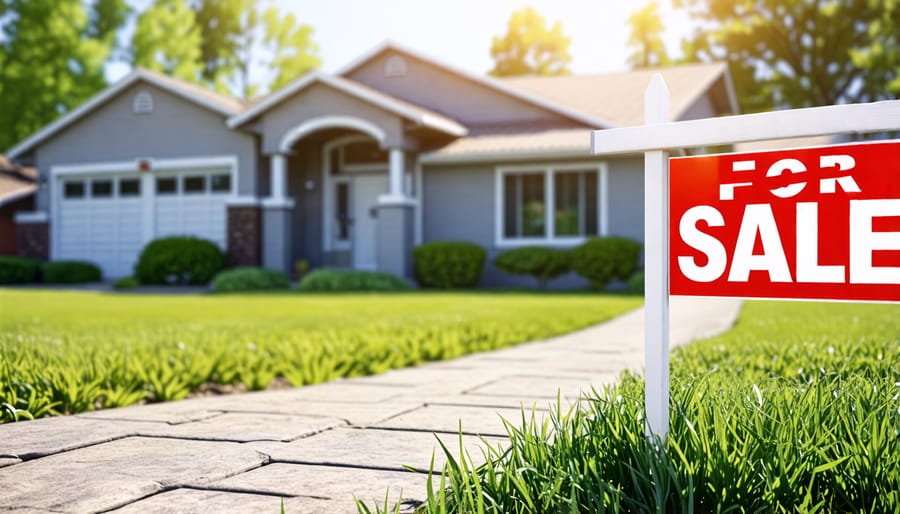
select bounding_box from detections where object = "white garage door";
[154,171,231,249]
[57,175,145,278]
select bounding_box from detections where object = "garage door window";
[210,174,231,193]
[64,181,85,199]
[157,177,177,194]
[119,178,141,197]
[183,176,206,194]
[91,180,113,198]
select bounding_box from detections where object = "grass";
[0,289,641,422]
[387,300,900,513]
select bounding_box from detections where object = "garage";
[54,164,234,279]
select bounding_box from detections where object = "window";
[119,178,141,197]
[210,174,231,193]
[183,176,206,193]
[336,182,350,241]
[156,177,177,194]
[498,164,604,245]
[64,181,85,199]
[91,179,113,198]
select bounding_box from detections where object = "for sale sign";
[670,140,900,302]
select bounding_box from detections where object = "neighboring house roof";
[421,128,592,164]
[338,40,617,129]
[502,62,738,127]
[227,71,468,137]
[0,155,37,207]
[733,134,847,153]
[5,68,245,159]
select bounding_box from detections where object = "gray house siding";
[346,52,583,130]
[258,84,406,155]
[679,93,717,121]
[422,156,644,288]
[34,82,257,210]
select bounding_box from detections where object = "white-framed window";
[495,162,608,247]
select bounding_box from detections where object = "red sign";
[670,140,900,302]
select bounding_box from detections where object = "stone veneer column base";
[16,221,49,261]
[226,205,261,267]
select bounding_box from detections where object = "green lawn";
[0,289,641,422]
[418,300,900,513]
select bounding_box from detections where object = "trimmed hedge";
[0,256,41,284]
[42,261,102,284]
[297,268,410,292]
[113,276,140,290]
[570,236,642,290]
[627,270,644,294]
[492,246,571,288]
[134,236,225,285]
[212,267,291,292]
[413,241,485,289]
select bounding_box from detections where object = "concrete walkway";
[0,297,742,514]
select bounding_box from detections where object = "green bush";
[0,256,41,284]
[413,241,485,288]
[113,276,140,289]
[297,268,410,292]
[134,236,224,285]
[627,270,644,293]
[41,261,102,284]
[212,267,291,292]
[492,246,571,288]
[570,236,642,290]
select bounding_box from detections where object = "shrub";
[298,268,410,292]
[212,267,291,292]
[627,270,644,293]
[134,236,224,285]
[42,261,102,284]
[570,236,642,290]
[113,276,140,289]
[0,256,41,284]
[413,241,485,288]
[492,246,571,288]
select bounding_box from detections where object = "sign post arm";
[644,74,670,441]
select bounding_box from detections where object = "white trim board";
[6,69,240,159]
[591,99,900,155]
[51,155,239,176]
[14,211,48,223]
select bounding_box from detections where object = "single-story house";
[0,155,37,256]
[5,41,738,284]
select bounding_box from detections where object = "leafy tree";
[191,0,256,94]
[131,0,203,83]
[489,6,572,77]
[627,1,671,68]
[675,0,900,112]
[0,0,120,151]
[261,6,322,92]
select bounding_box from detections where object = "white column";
[389,148,404,196]
[644,74,671,442]
[270,153,287,199]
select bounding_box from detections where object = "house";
[5,42,737,284]
[0,155,37,256]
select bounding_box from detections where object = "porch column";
[262,153,294,274]
[377,148,416,280]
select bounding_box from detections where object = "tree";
[131,0,203,83]
[0,0,122,151]
[489,6,572,77]
[191,0,257,94]
[675,0,900,112]
[627,1,671,68]
[261,6,322,92]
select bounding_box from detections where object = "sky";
[109,0,695,90]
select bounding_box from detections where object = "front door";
[351,174,388,270]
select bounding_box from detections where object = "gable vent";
[132,91,154,114]
[384,55,407,78]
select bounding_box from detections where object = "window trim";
[494,162,608,248]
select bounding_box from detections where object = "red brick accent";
[227,205,261,266]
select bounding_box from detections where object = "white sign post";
[591,75,900,442]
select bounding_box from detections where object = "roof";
[0,155,37,207]
[421,128,592,164]
[732,134,847,153]
[338,41,616,129]
[502,63,736,127]
[5,68,245,159]
[228,71,467,137]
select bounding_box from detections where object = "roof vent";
[132,91,154,114]
[384,55,407,78]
